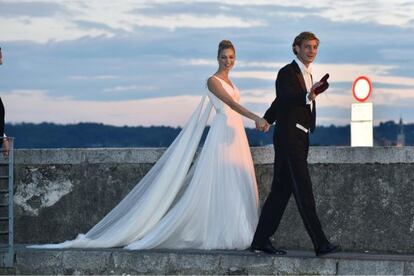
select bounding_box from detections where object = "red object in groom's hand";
[313,73,329,95]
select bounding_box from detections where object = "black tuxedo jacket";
[264,60,315,146]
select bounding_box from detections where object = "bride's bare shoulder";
[207,75,220,87]
[207,75,219,82]
[207,76,221,93]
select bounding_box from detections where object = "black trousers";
[252,132,329,250]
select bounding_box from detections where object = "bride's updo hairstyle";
[217,40,235,57]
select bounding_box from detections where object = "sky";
[1,0,414,128]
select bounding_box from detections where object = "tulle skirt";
[29,98,258,250]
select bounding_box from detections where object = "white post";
[351,102,373,146]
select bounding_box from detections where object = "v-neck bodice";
[211,75,239,101]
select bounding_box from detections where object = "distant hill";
[4,121,412,149]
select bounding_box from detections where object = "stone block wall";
[9,147,414,253]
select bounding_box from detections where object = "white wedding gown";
[30,76,259,250]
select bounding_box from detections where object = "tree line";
[5,120,411,149]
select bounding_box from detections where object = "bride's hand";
[255,118,268,132]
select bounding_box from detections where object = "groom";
[251,32,340,256]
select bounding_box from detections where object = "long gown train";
[30,76,259,250]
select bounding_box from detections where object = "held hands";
[255,118,270,132]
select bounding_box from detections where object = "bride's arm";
[207,77,267,128]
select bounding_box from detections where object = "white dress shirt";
[294,57,313,105]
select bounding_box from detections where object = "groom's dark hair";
[292,32,319,55]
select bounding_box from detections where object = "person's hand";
[309,81,323,101]
[255,118,266,130]
[2,138,10,157]
[311,78,329,98]
[262,121,270,133]
[255,118,269,132]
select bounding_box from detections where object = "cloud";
[3,1,413,44]
[2,0,414,128]
[152,0,414,28]
[232,71,277,81]
[0,1,263,43]
[103,85,158,93]
[133,14,264,29]
[69,75,118,80]
[2,89,204,127]
[184,59,286,69]
[230,63,414,95]
[186,60,412,89]
[0,0,66,17]
[0,17,113,43]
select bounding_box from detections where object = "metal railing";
[0,137,14,267]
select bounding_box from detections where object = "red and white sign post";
[351,76,373,146]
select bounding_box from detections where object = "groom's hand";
[309,82,321,101]
[263,121,270,132]
[255,118,270,132]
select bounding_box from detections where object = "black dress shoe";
[315,243,341,257]
[250,242,286,255]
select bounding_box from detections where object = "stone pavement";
[1,245,414,275]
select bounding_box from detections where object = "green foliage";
[5,121,411,148]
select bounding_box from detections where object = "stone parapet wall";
[9,147,414,253]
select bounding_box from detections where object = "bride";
[30,40,270,250]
